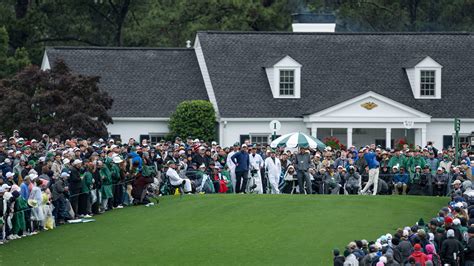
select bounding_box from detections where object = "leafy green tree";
[169,100,217,142]
[0,59,113,140]
[0,26,30,78]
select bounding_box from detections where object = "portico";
[304,91,431,148]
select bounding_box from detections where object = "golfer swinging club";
[360,146,380,195]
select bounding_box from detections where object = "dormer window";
[264,55,301,99]
[279,70,295,96]
[420,70,435,96]
[405,56,442,99]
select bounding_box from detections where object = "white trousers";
[361,168,379,195]
[268,175,280,194]
[229,168,237,193]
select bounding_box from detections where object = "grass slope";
[0,195,447,265]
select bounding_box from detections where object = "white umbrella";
[270,132,326,149]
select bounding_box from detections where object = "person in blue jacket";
[393,166,409,195]
[231,144,250,193]
[360,147,380,195]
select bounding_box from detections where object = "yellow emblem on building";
[361,102,378,110]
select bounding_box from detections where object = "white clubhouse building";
[41,19,474,149]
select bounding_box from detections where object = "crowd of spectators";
[334,183,474,265]
[0,130,473,249]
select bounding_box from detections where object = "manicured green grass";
[0,194,447,265]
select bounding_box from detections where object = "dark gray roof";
[46,47,207,117]
[197,31,474,118]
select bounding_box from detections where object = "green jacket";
[12,197,28,234]
[407,156,427,173]
[388,155,407,169]
[100,166,113,199]
[81,171,94,193]
[110,163,121,184]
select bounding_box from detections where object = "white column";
[421,127,427,148]
[414,128,422,147]
[347,127,353,147]
[385,128,392,149]
[311,126,317,138]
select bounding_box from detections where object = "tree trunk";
[113,0,131,47]
[407,0,420,31]
[15,0,29,19]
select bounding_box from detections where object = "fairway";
[0,195,447,265]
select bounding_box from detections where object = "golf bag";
[196,173,215,194]
[246,169,259,193]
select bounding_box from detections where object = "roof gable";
[304,91,431,123]
[414,56,443,68]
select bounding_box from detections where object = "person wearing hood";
[29,177,45,232]
[342,249,359,266]
[397,230,414,264]
[440,229,463,265]
[408,244,427,265]
[423,243,440,265]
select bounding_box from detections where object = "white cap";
[199,164,206,168]
[4,158,11,164]
[1,184,11,190]
[112,156,123,164]
[60,172,70,178]
[29,173,38,180]
[31,139,37,143]
[241,144,248,148]
[7,150,14,154]
[5,172,14,178]
[72,159,82,165]
[193,139,200,143]
[110,144,118,149]
[15,151,21,155]
[437,167,443,171]
[211,141,217,145]
[63,158,70,165]
[39,156,46,162]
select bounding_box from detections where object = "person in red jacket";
[409,243,428,266]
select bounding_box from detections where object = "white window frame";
[420,70,436,96]
[249,134,271,145]
[265,55,301,99]
[410,56,442,99]
[148,133,166,145]
[278,69,296,96]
